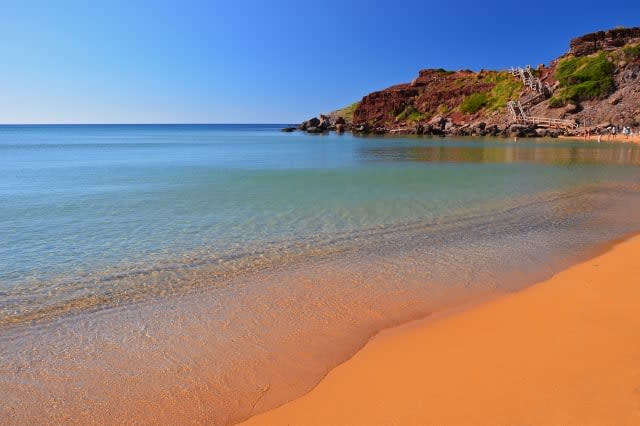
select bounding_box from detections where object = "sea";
[1,124,640,424]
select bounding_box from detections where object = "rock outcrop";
[569,27,640,57]
[294,27,640,138]
[351,70,498,129]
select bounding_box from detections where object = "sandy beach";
[243,235,640,425]
[560,134,640,144]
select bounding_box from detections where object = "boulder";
[281,127,296,132]
[563,103,581,114]
[622,64,640,82]
[535,128,549,137]
[509,124,537,137]
[609,93,623,105]
[318,115,332,130]
[353,124,369,134]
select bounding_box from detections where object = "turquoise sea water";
[2,124,640,423]
[2,124,640,322]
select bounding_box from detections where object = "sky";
[1,0,639,124]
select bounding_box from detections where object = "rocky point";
[294,26,640,138]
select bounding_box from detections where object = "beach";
[243,234,640,425]
[560,134,640,144]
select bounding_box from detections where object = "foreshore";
[560,134,640,143]
[242,234,640,425]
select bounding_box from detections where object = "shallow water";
[1,125,640,424]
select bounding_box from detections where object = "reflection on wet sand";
[361,140,640,165]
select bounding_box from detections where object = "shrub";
[623,44,640,60]
[395,105,426,122]
[437,104,450,114]
[460,93,489,114]
[485,74,523,111]
[406,110,426,122]
[551,52,615,106]
[548,96,565,108]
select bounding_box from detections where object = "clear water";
[1,125,640,424]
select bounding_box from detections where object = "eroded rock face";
[352,83,419,128]
[352,69,496,128]
[570,27,640,56]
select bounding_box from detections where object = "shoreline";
[559,134,640,144]
[3,176,640,424]
[242,233,640,425]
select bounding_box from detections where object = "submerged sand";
[243,235,640,425]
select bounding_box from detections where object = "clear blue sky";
[1,0,638,124]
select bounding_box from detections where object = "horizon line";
[0,122,297,126]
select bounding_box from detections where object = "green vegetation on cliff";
[460,72,522,114]
[623,43,640,60]
[484,73,523,111]
[460,93,489,114]
[549,52,615,107]
[395,105,427,122]
[334,102,360,121]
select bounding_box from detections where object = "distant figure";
[612,126,617,140]
[597,133,602,143]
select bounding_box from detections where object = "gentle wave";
[2,181,636,326]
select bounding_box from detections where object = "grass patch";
[431,68,455,74]
[485,73,523,111]
[406,110,426,122]
[460,93,489,114]
[437,104,450,115]
[395,105,426,122]
[334,102,359,121]
[623,44,640,60]
[472,72,524,112]
[549,52,615,107]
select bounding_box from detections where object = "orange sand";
[560,134,640,144]
[242,236,640,425]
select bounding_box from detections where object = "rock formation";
[569,27,640,57]
[293,27,640,138]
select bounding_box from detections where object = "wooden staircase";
[506,65,577,130]
[509,65,552,96]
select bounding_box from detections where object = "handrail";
[518,116,577,129]
[507,101,577,130]
[506,66,568,128]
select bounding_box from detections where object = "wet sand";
[560,134,640,143]
[243,235,640,425]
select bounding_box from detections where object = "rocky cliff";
[570,28,640,57]
[297,26,640,137]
